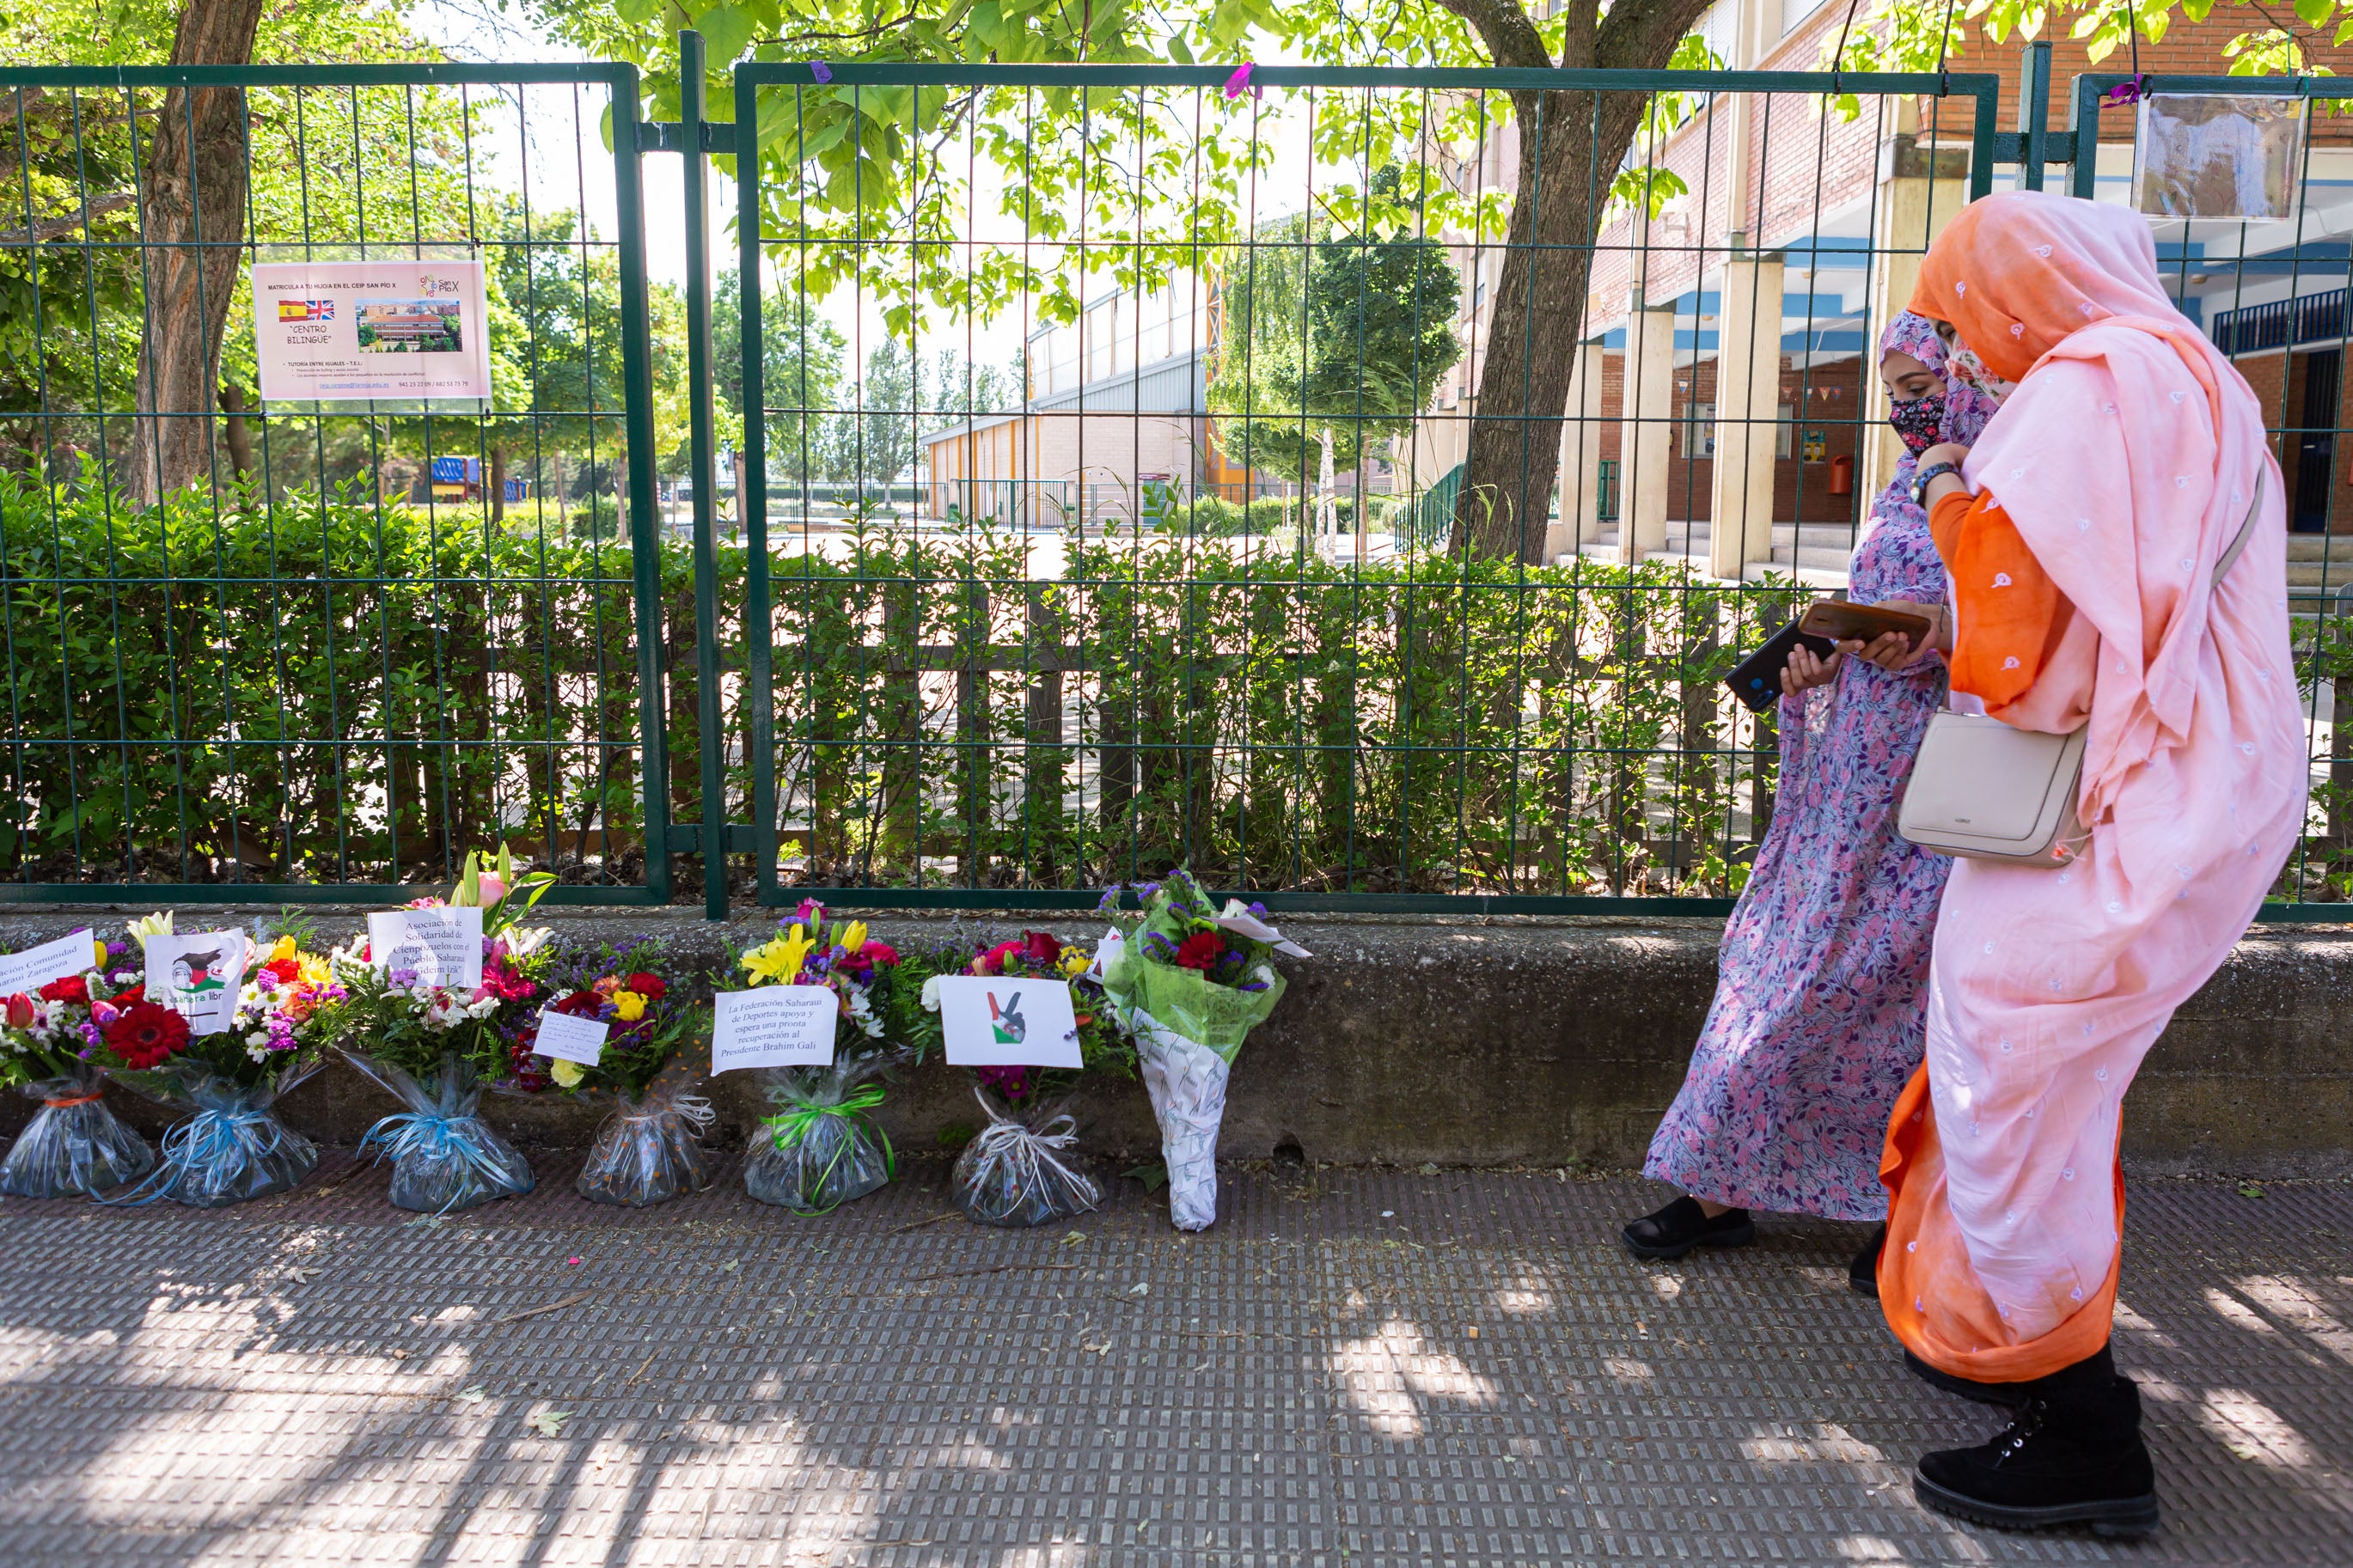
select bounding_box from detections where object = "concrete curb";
[3,906,2347,1178]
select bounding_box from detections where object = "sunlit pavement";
[2,1158,2346,1565]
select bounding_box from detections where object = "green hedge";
[2,472,1823,896]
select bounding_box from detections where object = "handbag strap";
[2210,471,2265,589]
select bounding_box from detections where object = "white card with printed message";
[710,986,839,1072]
[141,931,249,1038]
[366,906,485,990]
[0,929,96,997]
[935,975,1083,1069]
[532,1009,610,1067]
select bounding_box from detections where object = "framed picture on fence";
[2134,95,2303,221]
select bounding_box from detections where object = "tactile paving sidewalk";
[0,1156,2346,1567]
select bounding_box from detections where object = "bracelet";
[1912,461,1964,509]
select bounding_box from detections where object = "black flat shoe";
[1906,1349,2033,1407]
[1914,1352,2159,1539]
[1849,1224,1885,1295]
[1622,1196,1756,1260]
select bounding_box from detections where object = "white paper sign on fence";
[140,931,250,1038]
[251,259,492,403]
[532,1010,609,1067]
[935,975,1083,1069]
[366,906,485,990]
[0,929,96,997]
[711,986,838,1072]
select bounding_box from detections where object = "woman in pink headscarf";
[1865,192,2304,1536]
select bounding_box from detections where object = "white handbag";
[1897,474,2264,867]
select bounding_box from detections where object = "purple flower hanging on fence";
[2104,75,2148,107]
[810,60,834,84]
[1224,64,1261,101]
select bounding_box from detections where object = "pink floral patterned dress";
[1642,315,1999,1220]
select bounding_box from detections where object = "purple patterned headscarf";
[1871,310,2005,531]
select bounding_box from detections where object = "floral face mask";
[1888,393,1947,455]
[1946,340,2017,403]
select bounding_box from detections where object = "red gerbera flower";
[105,1002,191,1070]
[111,983,145,1008]
[625,973,667,1000]
[262,958,303,985]
[38,974,89,1005]
[1173,931,1227,971]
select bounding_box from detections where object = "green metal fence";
[0,60,672,905]
[4,42,2350,918]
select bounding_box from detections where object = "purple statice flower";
[79,1022,101,1049]
[256,969,279,993]
[389,967,419,989]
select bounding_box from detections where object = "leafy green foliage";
[0,466,659,884]
[1207,168,1462,485]
[1822,0,2334,85]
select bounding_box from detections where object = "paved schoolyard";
[0,1155,2346,1565]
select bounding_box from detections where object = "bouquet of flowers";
[320,847,555,1212]
[911,928,1134,1229]
[734,902,912,1215]
[520,940,712,1207]
[96,918,344,1206]
[0,920,161,1198]
[1097,870,1305,1230]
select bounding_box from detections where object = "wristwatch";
[1913,461,1965,509]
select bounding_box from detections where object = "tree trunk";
[218,381,253,482]
[1441,0,1717,562]
[131,0,265,509]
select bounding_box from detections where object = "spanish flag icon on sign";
[278,299,335,322]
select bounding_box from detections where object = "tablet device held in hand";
[1723,619,1839,714]
[1798,600,1934,648]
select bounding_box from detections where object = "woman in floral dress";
[1623,313,2003,1284]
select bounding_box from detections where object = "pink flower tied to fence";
[810,60,834,84]
[1224,64,1261,101]
[2103,74,2147,108]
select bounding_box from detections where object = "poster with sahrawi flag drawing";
[934,976,1083,1069]
[251,259,492,403]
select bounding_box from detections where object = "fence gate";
[0,60,674,907]
[719,57,2002,917]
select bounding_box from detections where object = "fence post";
[956,580,992,880]
[680,27,730,918]
[2020,40,2053,192]
[1024,583,1065,885]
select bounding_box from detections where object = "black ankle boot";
[1849,1225,1885,1296]
[1621,1196,1756,1260]
[1913,1347,2160,1538]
